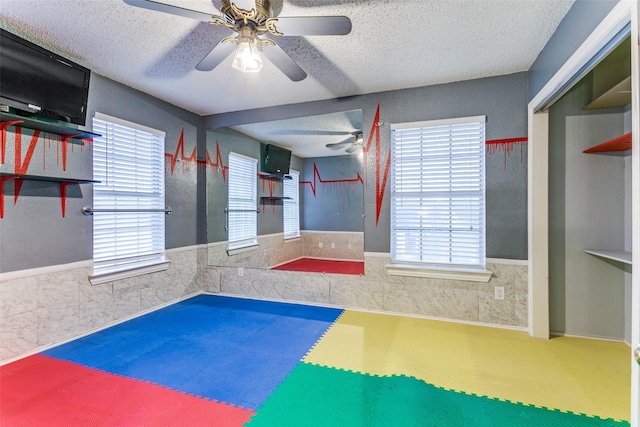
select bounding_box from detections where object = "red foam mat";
[0,354,254,426]
[273,258,364,275]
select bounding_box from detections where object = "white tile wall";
[0,247,203,363]
[1,240,528,363]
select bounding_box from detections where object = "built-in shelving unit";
[0,111,100,140]
[0,172,98,184]
[584,249,632,265]
[583,132,632,154]
[582,131,632,268]
[583,76,632,110]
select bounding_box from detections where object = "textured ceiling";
[0,0,574,118]
[231,109,363,158]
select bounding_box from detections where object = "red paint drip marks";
[165,132,228,181]
[59,182,72,218]
[259,175,282,213]
[0,126,91,219]
[0,177,14,218]
[60,134,82,171]
[13,128,40,205]
[486,137,528,169]
[1,121,22,164]
[361,103,389,226]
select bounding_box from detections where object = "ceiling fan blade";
[123,0,218,22]
[273,130,353,137]
[268,16,352,36]
[345,145,362,154]
[262,43,307,82]
[326,139,353,149]
[195,40,236,71]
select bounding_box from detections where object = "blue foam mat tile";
[42,295,343,409]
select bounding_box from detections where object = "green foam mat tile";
[247,363,629,427]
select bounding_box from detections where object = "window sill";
[385,264,493,282]
[89,260,171,285]
[284,236,301,243]
[227,243,259,256]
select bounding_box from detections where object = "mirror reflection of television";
[0,29,91,126]
[262,144,291,176]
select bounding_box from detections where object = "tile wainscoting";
[0,246,210,363]
[1,238,526,364]
[216,254,528,329]
[207,231,365,269]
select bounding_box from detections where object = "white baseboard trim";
[550,330,627,344]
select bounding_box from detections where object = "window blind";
[228,152,258,250]
[92,113,166,275]
[283,170,300,239]
[390,116,486,270]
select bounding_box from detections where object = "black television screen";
[0,29,91,126]
[263,144,291,176]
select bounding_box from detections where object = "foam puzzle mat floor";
[0,294,631,426]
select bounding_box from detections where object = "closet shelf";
[583,76,631,110]
[584,249,631,265]
[583,132,631,154]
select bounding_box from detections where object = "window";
[227,152,258,251]
[283,170,300,239]
[91,113,167,284]
[390,116,487,275]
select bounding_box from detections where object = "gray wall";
[206,127,362,242]
[0,73,205,272]
[206,127,260,243]
[548,75,627,339]
[528,0,620,100]
[301,155,364,232]
[205,72,529,259]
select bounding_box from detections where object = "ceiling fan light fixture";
[232,30,263,73]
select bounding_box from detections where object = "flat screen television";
[262,144,291,176]
[0,29,91,126]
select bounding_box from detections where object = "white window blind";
[228,152,258,250]
[390,116,486,271]
[283,170,300,239]
[92,113,166,277]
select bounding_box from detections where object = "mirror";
[206,110,365,271]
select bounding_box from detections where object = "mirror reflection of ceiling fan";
[123,0,352,81]
[325,131,364,154]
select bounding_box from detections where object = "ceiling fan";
[123,0,352,81]
[325,131,363,154]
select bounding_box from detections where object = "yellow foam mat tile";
[304,310,630,421]
[304,310,400,374]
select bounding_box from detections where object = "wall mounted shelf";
[584,249,632,265]
[260,196,291,201]
[0,111,100,140]
[583,132,632,154]
[0,172,98,184]
[258,173,292,181]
